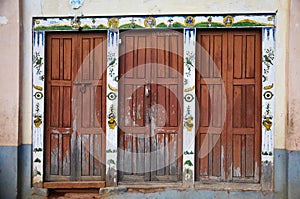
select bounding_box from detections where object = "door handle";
[145,86,150,97]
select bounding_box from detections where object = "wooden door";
[45,32,107,181]
[195,29,261,182]
[118,30,183,182]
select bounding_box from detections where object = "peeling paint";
[0,16,8,25]
[234,167,241,177]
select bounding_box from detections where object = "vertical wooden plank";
[241,135,246,178]
[82,38,90,80]
[50,133,59,175]
[169,133,177,175]
[213,35,222,78]
[233,135,242,177]
[170,35,178,78]
[51,86,60,127]
[245,135,254,177]
[156,85,166,127]
[233,86,242,128]
[200,85,210,127]
[124,134,132,174]
[200,133,209,176]
[82,87,91,128]
[212,134,221,177]
[151,133,157,180]
[254,31,262,183]
[233,35,243,79]
[93,134,102,176]
[157,36,166,78]
[62,134,71,176]
[125,36,134,78]
[137,134,145,175]
[63,38,72,80]
[169,85,178,127]
[51,38,60,80]
[93,37,103,80]
[212,85,222,128]
[156,134,165,176]
[165,134,170,175]
[200,35,210,77]
[132,135,137,175]
[137,36,146,79]
[89,135,94,176]
[94,86,102,128]
[81,134,90,176]
[246,35,255,78]
[245,85,255,128]
[63,87,71,127]
[136,86,144,127]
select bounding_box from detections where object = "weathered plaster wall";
[0,1,20,198]
[288,0,300,151]
[0,0,20,146]
[286,0,300,198]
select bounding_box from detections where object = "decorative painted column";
[105,29,119,186]
[32,31,45,187]
[182,28,196,186]
[261,27,275,190]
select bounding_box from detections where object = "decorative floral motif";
[262,103,273,156]
[34,115,42,128]
[108,18,119,31]
[184,106,194,131]
[184,16,195,26]
[263,48,274,74]
[108,105,117,130]
[34,15,275,31]
[223,15,234,26]
[184,51,195,77]
[144,16,156,28]
[184,150,194,155]
[33,52,43,75]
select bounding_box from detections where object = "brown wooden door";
[118,30,183,182]
[45,32,107,181]
[195,29,261,182]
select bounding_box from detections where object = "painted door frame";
[31,14,275,189]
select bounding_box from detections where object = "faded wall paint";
[287,0,300,151]
[0,0,20,146]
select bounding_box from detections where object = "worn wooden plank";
[50,133,59,175]
[233,86,242,128]
[124,134,132,175]
[212,134,221,177]
[233,135,242,177]
[62,134,71,176]
[63,38,72,80]
[51,86,60,127]
[233,35,243,79]
[44,181,105,188]
[63,87,71,127]
[51,38,60,80]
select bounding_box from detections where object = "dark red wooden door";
[118,30,183,182]
[45,32,107,181]
[195,30,261,182]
